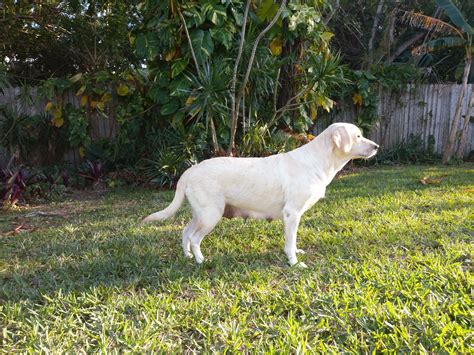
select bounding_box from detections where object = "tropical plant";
[78,160,104,189]
[182,59,232,153]
[136,126,207,187]
[400,0,473,163]
[0,106,37,162]
[135,0,344,158]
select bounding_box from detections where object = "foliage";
[328,0,474,82]
[1,165,472,351]
[134,0,344,155]
[329,64,422,133]
[240,122,304,156]
[0,105,37,160]
[2,1,141,82]
[0,166,69,207]
[182,59,233,148]
[370,134,441,165]
[2,0,472,178]
[136,127,208,187]
[78,160,104,186]
[400,0,473,164]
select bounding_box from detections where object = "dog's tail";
[141,171,188,224]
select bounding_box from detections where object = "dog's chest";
[297,185,326,213]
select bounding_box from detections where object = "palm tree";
[400,0,473,163]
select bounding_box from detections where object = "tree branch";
[367,0,385,67]
[385,32,425,64]
[230,0,251,136]
[177,8,202,79]
[323,0,340,25]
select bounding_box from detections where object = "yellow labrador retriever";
[142,123,378,267]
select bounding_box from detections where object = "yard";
[1,164,472,352]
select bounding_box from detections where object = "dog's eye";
[357,135,361,138]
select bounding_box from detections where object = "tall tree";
[1,1,140,82]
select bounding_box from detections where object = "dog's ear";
[331,126,352,153]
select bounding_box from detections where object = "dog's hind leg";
[189,209,222,264]
[182,218,197,259]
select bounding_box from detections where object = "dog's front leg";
[283,208,305,267]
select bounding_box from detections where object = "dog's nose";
[373,143,379,150]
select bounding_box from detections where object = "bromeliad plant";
[78,160,104,189]
[0,166,69,207]
[1,168,26,207]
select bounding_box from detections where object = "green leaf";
[436,0,473,35]
[171,110,185,130]
[257,0,279,22]
[169,77,191,98]
[205,4,227,26]
[231,7,243,26]
[419,36,466,53]
[135,33,147,58]
[160,99,180,116]
[76,85,86,96]
[210,28,233,50]
[171,58,189,78]
[70,73,83,83]
[146,33,159,59]
[183,7,206,27]
[149,86,170,104]
[190,29,214,64]
[200,32,214,57]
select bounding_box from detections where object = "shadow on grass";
[1,230,291,303]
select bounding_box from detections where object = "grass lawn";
[1,164,472,352]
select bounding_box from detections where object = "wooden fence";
[0,86,119,167]
[315,84,473,156]
[0,84,473,168]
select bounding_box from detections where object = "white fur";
[142,123,379,267]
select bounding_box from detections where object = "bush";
[372,134,440,165]
[1,165,70,208]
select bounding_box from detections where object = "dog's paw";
[288,259,308,268]
[195,256,205,264]
[293,261,308,268]
[296,249,306,254]
[184,252,194,259]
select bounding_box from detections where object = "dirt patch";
[68,189,108,201]
[0,189,108,236]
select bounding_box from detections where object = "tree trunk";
[385,33,425,64]
[442,48,472,163]
[455,88,473,159]
[366,0,385,68]
[276,19,302,124]
[209,118,220,154]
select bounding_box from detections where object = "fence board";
[0,87,119,167]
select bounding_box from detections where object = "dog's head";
[329,123,379,159]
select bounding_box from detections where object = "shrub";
[372,134,440,165]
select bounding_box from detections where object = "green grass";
[1,164,472,352]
